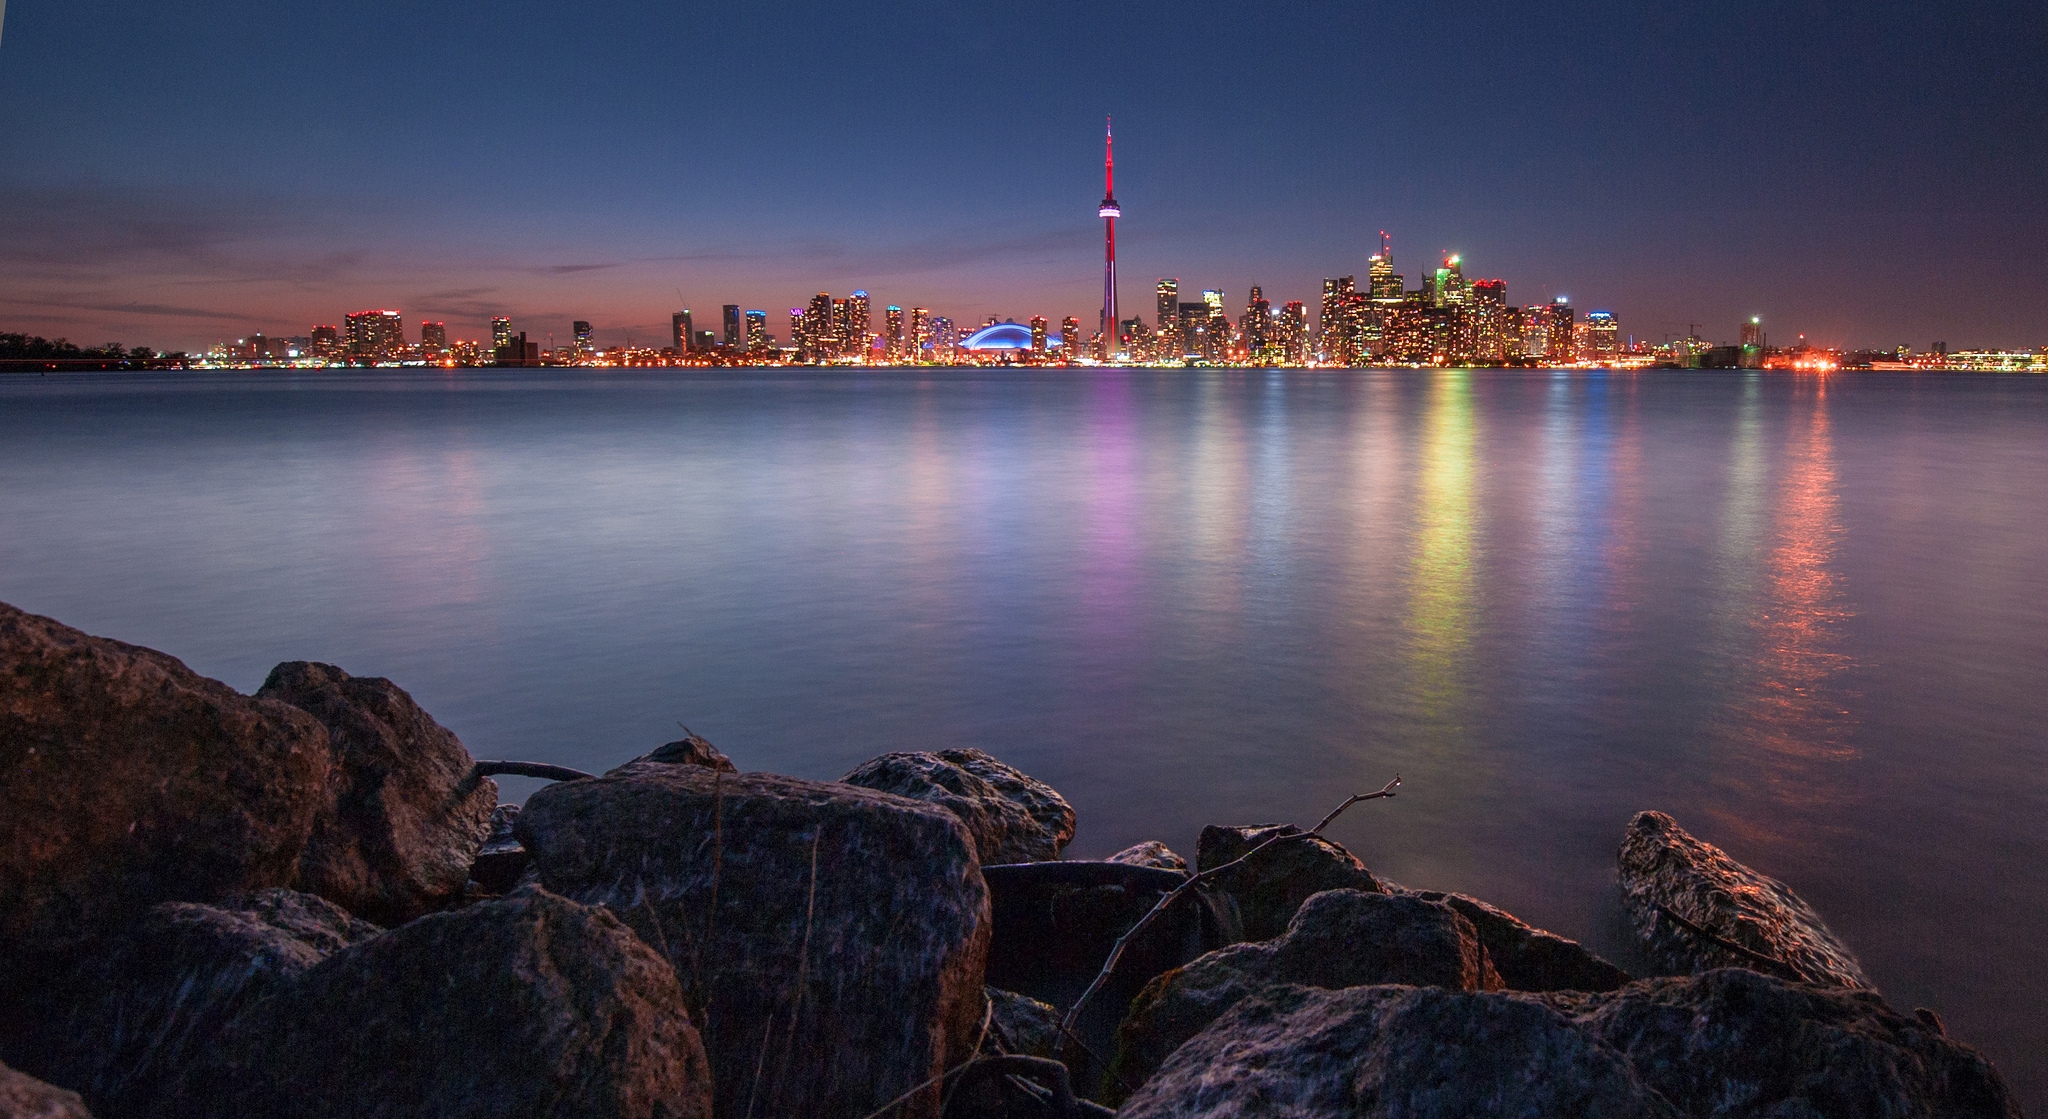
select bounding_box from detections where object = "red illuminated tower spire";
[1098,117,1120,360]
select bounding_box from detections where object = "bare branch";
[1057,776,1400,1039]
[472,760,594,782]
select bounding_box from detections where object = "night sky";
[2,0,2044,352]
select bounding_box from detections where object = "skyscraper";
[723,305,741,348]
[491,317,513,353]
[1030,315,1048,356]
[311,324,341,359]
[1243,286,1270,356]
[1432,254,1469,308]
[1281,301,1308,364]
[884,306,904,360]
[1098,118,1120,359]
[420,321,447,355]
[1740,317,1765,367]
[571,321,594,358]
[804,293,832,361]
[344,310,404,362]
[673,310,692,353]
[848,291,872,360]
[1547,298,1576,364]
[909,307,931,362]
[1060,316,1079,359]
[1156,278,1178,333]
[1320,277,1355,363]
[1587,311,1619,359]
[745,310,768,351]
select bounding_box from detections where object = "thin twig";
[473,760,594,782]
[859,995,995,1119]
[1058,776,1400,1038]
[1651,901,1800,978]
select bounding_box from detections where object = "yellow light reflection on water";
[1407,372,1477,724]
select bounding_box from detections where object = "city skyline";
[2,2,2044,352]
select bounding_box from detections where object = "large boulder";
[258,662,497,925]
[1195,823,1386,942]
[841,748,1074,863]
[1107,841,1187,871]
[38,889,378,1117]
[516,763,989,1119]
[1119,969,2020,1118]
[1400,889,1631,992]
[0,603,332,988]
[1618,810,1871,988]
[0,1062,92,1119]
[162,886,711,1119]
[468,804,530,895]
[1569,968,2018,1119]
[1120,984,1676,1119]
[1112,890,1500,1097]
[617,730,737,773]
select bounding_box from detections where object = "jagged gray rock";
[0,1061,92,1119]
[39,889,378,1118]
[841,748,1075,863]
[1398,889,1631,992]
[1565,968,2017,1118]
[987,987,1062,1060]
[1121,984,1674,1119]
[1619,809,1871,988]
[1111,890,1500,1099]
[257,661,497,926]
[161,886,711,1119]
[624,730,737,773]
[517,762,989,1119]
[468,804,528,894]
[1195,823,1386,942]
[1119,969,2019,1118]
[1107,841,1187,871]
[0,603,332,990]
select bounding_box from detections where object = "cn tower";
[1098,117,1120,360]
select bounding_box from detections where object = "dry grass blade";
[1057,775,1400,1038]
[855,996,995,1119]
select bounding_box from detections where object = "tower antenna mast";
[1098,116,1121,361]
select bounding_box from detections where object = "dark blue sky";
[3,0,2044,351]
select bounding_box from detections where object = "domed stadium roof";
[961,322,1034,351]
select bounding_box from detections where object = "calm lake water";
[3,367,2044,1101]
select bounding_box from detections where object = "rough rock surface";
[1619,810,1871,988]
[468,804,529,894]
[1565,968,2018,1119]
[621,730,737,773]
[0,603,332,985]
[164,886,711,1119]
[1122,984,1674,1119]
[258,661,497,925]
[841,748,1075,863]
[982,860,1230,1087]
[1112,890,1500,1097]
[1400,889,1631,992]
[0,1062,93,1119]
[1107,841,1188,871]
[1120,969,2019,1118]
[517,762,989,1119]
[1195,824,1386,942]
[987,987,1062,1060]
[41,889,378,1118]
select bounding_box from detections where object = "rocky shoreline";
[0,600,2022,1117]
